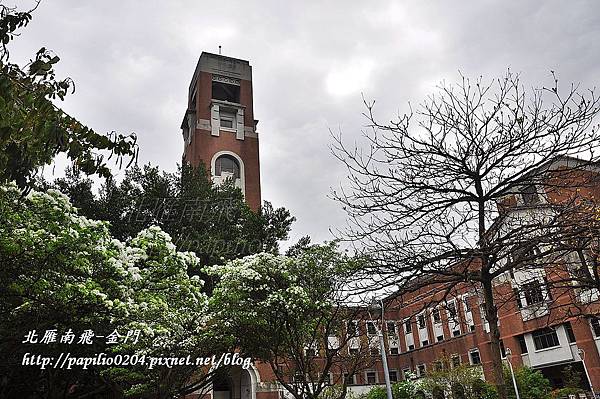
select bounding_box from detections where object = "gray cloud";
[8,0,600,246]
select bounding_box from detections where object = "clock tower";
[181,52,261,211]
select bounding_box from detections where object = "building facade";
[339,158,600,397]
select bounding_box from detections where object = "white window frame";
[469,348,481,365]
[366,320,377,336]
[210,151,245,197]
[219,110,237,130]
[590,317,600,339]
[402,368,411,380]
[365,370,378,385]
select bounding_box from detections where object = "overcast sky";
[8,0,600,247]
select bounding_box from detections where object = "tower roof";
[188,52,252,98]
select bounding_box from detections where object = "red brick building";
[181,53,600,399]
[339,157,600,397]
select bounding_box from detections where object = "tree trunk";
[482,277,507,399]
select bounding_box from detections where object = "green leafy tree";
[358,377,426,399]
[206,243,373,399]
[0,183,221,398]
[505,366,552,399]
[419,361,497,399]
[48,163,294,274]
[0,3,137,191]
[393,376,421,399]
[552,364,585,398]
[363,386,386,399]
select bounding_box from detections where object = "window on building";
[521,184,540,205]
[590,317,600,338]
[366,371,377,384]
[417,364,426,377]
[421,339,429,347]
[389,370,398,383]
[514,288,523,309]
[433,360,444,371]
[405,319,412,334]
[522,280,545,306]
[532,328,560,350]
[215,155,240,178]
[447,301,457,320]
[575,250,594,281]
[390,347,399,355]
[347,321,358,337]
[219,110,236,129]
[327,333,339,350]
[469,349,481,365]
[408,344,415,350]
[464,297,472,314]
[437,335,444,342]
[366,321,377,336]
[517,335,528,354]
[500,340,506,358]
[349,347,359,355]
[432,308,441,324]
[418,314,426,329]
[387,321,397,336]
[402,368,411,380]
[451,354,461,368]
[565,322,576,343]
[511,245,541,267]
[543,277,553,300]
[470,324,476,332]
[480,303,488,321]
[212,81,240,103]
[453,329,461,337]
[343,373,356,386]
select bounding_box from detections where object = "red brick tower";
[181,52,261,211]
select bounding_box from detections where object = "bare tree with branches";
[331,71,600,398]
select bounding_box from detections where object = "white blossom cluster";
[1,183,212,358]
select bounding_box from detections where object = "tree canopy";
[206,242,373,399]
[46,163,295,272]
[0,3,137,191]
[0,182,222,398]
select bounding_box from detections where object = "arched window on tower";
[213,154,243,193]
[215,155,240,179]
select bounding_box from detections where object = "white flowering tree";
[206,243,374,399]
[0,183,221,398]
